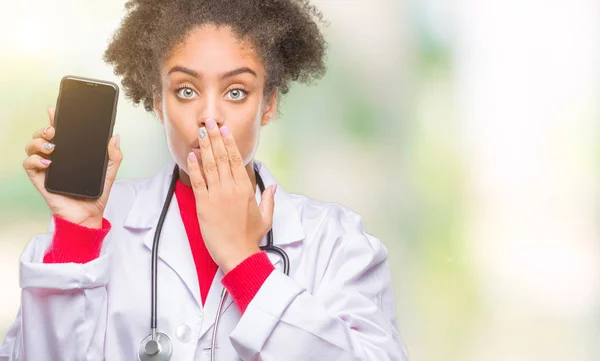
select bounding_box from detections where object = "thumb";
[105,134,123,184]
[258,184,277,227]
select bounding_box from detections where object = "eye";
[225,88,247,101]
[176,87,197,99]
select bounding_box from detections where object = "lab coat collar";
[123,159,305,247]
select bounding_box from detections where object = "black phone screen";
[45,77,118,198]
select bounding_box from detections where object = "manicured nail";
[43,142,55,150]
[198,127,207,138]
[220,126,230,137]
[271,184,278,196]
[115,134,120,149]
[188,152,196,161]
[41,159,52,165]
[205,118,217,130]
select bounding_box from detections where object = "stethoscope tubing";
[151,165,180,331]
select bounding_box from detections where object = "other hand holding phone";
[22,78,123,229]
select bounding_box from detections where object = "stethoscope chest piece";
[138,332,173,361]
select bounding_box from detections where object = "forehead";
[164,25,264,76]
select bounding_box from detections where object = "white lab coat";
[0,160,408,361]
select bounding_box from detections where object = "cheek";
[231,115,262,164]
[164,96,195,136]
[162,97,197,161]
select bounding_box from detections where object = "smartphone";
[44,76,119,199]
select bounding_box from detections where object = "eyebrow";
[222,67,257,79]
[168,65,199,78]
[167,66,257,79]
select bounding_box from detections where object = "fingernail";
[115,134,120,149]
[43,142,55,150]
[220,126,230,137]
[41,159,52,165]
[205,118,217,130]
[42,126,51,137]
[188,152,196,161]
[198,127,207,138]
[271,184,278,196]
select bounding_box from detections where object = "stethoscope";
[138,164,290,361]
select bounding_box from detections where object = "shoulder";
[290,193,365,232]
[287,192,388,259]
[103,176,152,222]
[285,193,393,303]
[108,176,151,199]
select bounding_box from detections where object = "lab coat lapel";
[123,161,203,311]
[197,233,287,340]
[253,161,306,249]
[198,269,234,339]
[142,196,204,311]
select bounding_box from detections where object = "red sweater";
[43,180,275,313]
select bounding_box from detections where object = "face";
[154,24,277,183]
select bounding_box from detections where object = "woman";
[0,0,407,360]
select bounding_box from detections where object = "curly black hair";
[103,0,327,111]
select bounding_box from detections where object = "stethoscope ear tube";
[151,166,180,330]
[255,167,289,274]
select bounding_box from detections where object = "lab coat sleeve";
[0,230,113,361]
[228,214,408,361]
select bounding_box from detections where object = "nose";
[198,116,224,129]
[197,91,224,128]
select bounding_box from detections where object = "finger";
[22,154,51,195]
[258,184,277,229]
[205,118,233,186]
[48,107,55,127]
[25,138,55,156]
[23,154,52,173]
[187,151,208,199]
[220,125,251,189]
[32,125,55,141]
[198,126,220,188]
[104,135,123,187]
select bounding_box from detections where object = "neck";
[178,160,257,191]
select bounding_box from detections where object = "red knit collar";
[174,179,196,211]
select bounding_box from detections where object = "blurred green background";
[1,1,599,360]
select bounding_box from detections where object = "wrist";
[78,217,103,229]
[219,245,261,274]
[53,213,103,229]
